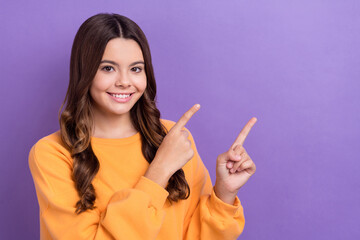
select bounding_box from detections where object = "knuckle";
[188,149,194,159]
[190,149,194,156]
[227,149,235,156]
[230,147,242,157]
[218,152,225,160]
[245,160,253,167]
[236,149,243,156]
[240,149,246,156]
[184,112,191,119]
[181,130,189,137]
[240,162,246,168]
[232,144,242,152]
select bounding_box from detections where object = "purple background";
[1,0,359,239]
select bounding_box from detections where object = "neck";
[91,109,138,139]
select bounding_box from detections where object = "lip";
[107,92,133,103]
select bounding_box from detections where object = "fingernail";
[195,104,200,109]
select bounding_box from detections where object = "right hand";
[144,104,200,187]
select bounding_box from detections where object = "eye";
[131,66,142,73]
[101,66,114,72]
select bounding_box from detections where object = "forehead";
[102,38,144,62]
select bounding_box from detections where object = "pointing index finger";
[171,104,201,132]
[231,117,257,149]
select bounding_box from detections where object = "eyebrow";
[100,60,145,67]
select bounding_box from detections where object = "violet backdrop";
[0,0,359,239]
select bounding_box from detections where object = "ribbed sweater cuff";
[135,176,169,210]
[209,188,243,218]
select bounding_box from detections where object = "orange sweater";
[28,119,245,239]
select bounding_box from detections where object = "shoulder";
[30,130,69,155]
[28,131,76,198]
[28,130,72,171]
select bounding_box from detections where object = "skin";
[145,105,257,204]
[90,38,147,139]
[214,117,257,204]
[90,37,257,205]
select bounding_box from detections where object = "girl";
[29,13,257,240]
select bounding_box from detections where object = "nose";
[115,72,131,88]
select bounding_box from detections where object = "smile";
[107,92,134,103]
[110,93,131,98]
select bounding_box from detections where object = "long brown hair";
[59,13,190,214]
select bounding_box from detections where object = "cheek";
[89,77,106,101]
[141,79,147,93]
[90,78,114,103]
[91,76,108,91]
[89,84,98,103]
[135,75,147,93]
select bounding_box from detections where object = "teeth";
[111,93,130,99]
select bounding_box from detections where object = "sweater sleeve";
[28,138,169,240]
[184,130,245,240]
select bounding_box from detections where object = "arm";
[28,138,168,240]
[184,131,245,240]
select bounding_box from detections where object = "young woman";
[28,13,257,240]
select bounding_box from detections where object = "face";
[90,38,147,119]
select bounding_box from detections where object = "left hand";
[214,117,257,204]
